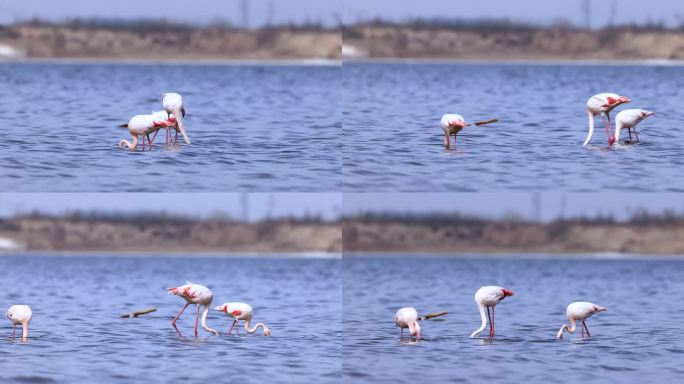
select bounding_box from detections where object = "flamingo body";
[214,302,271,336]
[440,114,470,148]
[470,286,514,338]
[6,304,32,340]
[168,282,219,338]
[394,307,421,341]
[614,109,654,143]
[584,93,631,146]
[557,301,606,339]
[119,111,177,149]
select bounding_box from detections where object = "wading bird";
[214,302,271,336]
[470,286,514,338]
[584,93,631,146]
[168,282,219,338]
[557,302,606,339]
[395,307,421,341]
[440,114,498,148]
[118,111,177,150]
[6,305,32,340]
[162,93,190,145]
[614,109,654,144]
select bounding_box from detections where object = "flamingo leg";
[583,321,591,337]
[174,129,178,143]
[236,320,240,335]
[150,130,159,145]
[227,319,236,335]
[171,303,190,336]
[602,115,614,145]
[486,306,493,338]
[581,323,584,338]
[12,324,16,339]
[194,304,200,338]
[628,128,633,142]
[444,132,450,148]
[400,328,404,339]
[491,306,495,338]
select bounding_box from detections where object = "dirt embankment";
[343,25,684,60]
[0,24,341,60]
[0,217,341,253]
[343,219,684,254]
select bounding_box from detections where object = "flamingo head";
[594,305,607,313]
[501,288,515,298]
[617,95,631,104]
[214,304,228,313]
[262,325,271,337]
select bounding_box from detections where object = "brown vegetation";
[0,214,341,253]
[0,20,341,60]
[343,213,684,254]
[343,20,684,60]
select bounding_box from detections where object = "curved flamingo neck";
[200,305,219,336]
[244,318,268,335]
[584,111,595,146]
[470,302,488,338]
[119,134,138,149]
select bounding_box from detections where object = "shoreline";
[342,57,684,66]
[343,251,684,260]
[0,250,341,259]
[0,57,342,66]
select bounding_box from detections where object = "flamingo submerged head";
[6,305,32,341]
[614,109,654,144]
[470,286,514,339]
[557,302,606,339]
[214,302,271,337]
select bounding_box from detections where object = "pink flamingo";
[470,286,515,338]
[168,282,219,338]
[214,302,271,336]
[557,302,606,339]
[584,93,631,146]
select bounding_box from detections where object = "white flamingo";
[470,286,515,338]
[441,114,469,149]
[214,302,271,336]
[118,111,177,150]
[6,305,32,340]
[394,307,421,341]
[168,282,219,338]
[614,109,654,144]
[557,302,606,339]
[584,93,631,146]
[162,93,190,144]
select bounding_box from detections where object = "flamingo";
[614,109,654,144]
[162,93,190,145]
[6,305,32,340]
[557,302,606,339]
[584,93,631,146]
[118,111,177,150]
[441,114,470,149]
[470,286,514,338]
[394,307,421,341]
[168,282,219,338]
[214,302,271,336]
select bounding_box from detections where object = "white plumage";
[557,301,606,339]
[394,307,421,341]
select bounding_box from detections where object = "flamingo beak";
[619,96,631,104]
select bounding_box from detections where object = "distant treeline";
[345,17,684,33]
[1,210,335,226]
[4,17,337,32]
[346,208,684,226]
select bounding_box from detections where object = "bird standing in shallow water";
[118,111,177,150]
[614,109,654,144]
[214,302,271,336]
[162,93,190,145]
[557,302,606,339]
[168,282,219,338]
[395,307,421,341]
[6,305,32,341]
[470,286,514,338]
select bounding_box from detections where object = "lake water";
[0,255,341,383]
[343,63,684,191]
[0,62,340,191]
[343,256,684,383]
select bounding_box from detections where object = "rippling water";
[343,63,684,191]
[0,62,340,191]
[343,256,684,383]
[0,255,341,383]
